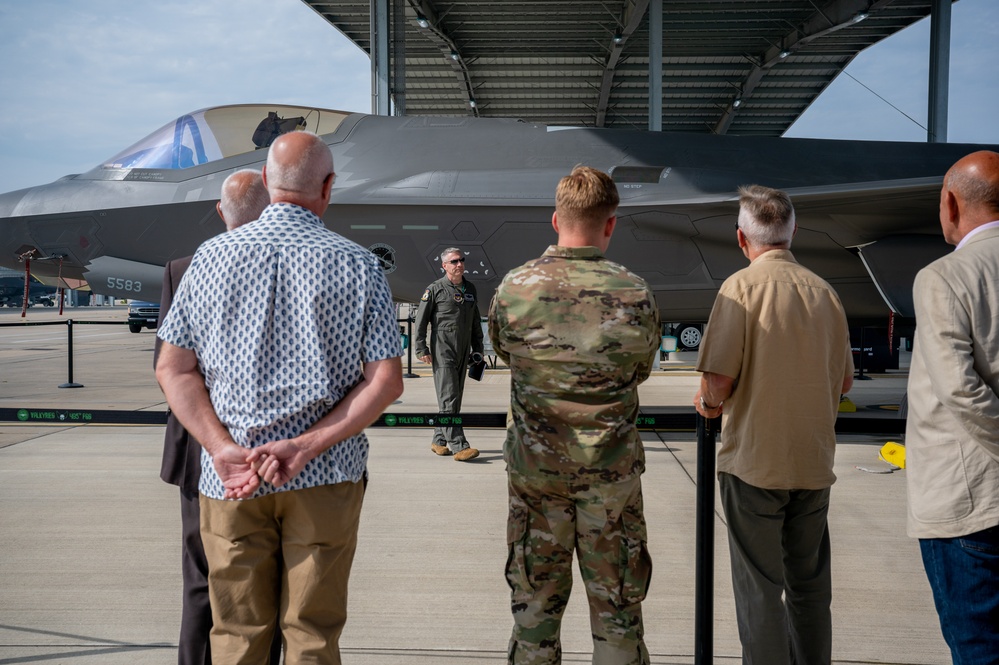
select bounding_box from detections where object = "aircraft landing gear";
[676,324,702,350]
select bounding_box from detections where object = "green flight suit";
[414,275,484,452]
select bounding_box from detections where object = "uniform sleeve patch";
[421,289,430,301]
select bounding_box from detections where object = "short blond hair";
[554,166,619,230]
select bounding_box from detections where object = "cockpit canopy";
[97,104,351,171]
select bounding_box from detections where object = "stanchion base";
[58,383,84,389]
[855,375,873,381]
[403,373,420,378]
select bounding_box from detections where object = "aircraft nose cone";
[0,187,34,270]
[0,187,26,218]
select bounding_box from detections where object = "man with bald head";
[156,131,404,664]
[906,150,999,664]
[216,168,271,232]
[155,168,274,665]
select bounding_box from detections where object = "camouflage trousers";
[505,472,652,665]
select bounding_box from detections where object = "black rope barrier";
[0,320,131,327]
[0,407,168,425]
[0,407,906,434]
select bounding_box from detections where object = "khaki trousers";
[200,481,364,665]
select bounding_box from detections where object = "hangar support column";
[371,0,390,116]
[393,0,406,115]
[927,0,951,143]
[648,0,662,132]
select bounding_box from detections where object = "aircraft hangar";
[301,0,956,138]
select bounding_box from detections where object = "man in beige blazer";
[906,150,999,665]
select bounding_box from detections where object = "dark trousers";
[178,487,282,665]
[920,525,999,665]
[179,487,213,665]
[719,473,832,665]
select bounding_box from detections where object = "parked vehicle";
[127,300,160,333]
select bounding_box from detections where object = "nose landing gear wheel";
[676,324,702,350]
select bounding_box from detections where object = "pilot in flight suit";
[414,247,484,462]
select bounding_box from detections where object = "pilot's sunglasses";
[448,258,466,264]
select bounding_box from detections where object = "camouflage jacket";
[488,245,660,482]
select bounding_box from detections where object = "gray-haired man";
[414,247,484,461]
[694,184,854,665]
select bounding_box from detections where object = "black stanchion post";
[403,316,418,378]
[695,413,719,665]
[58,319,84,388]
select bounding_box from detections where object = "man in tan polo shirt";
[694,184,854,665]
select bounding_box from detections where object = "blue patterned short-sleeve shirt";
[157,203,401,499]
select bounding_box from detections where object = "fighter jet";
[0,103,993,327]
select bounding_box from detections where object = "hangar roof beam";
[303,0,957,137]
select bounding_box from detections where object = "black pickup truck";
[127,300,160,333]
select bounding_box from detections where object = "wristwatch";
[699,396,721,411]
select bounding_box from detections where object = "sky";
[0,0,997,194]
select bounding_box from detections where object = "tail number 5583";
[107,277,142,292]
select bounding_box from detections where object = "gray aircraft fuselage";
[0,104,994,325]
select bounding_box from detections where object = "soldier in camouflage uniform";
[488,166,661,665]
[414,247,485,461]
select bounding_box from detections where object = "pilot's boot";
[454,447,479,461]
[447,424,475,460]
[453,440,479,461]
[431,429,451,456]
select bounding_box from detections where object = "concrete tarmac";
[0,306,948,664]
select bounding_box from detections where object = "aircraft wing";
[781,177,950,318]
[604,175,947,322]
[785,176,943,244]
